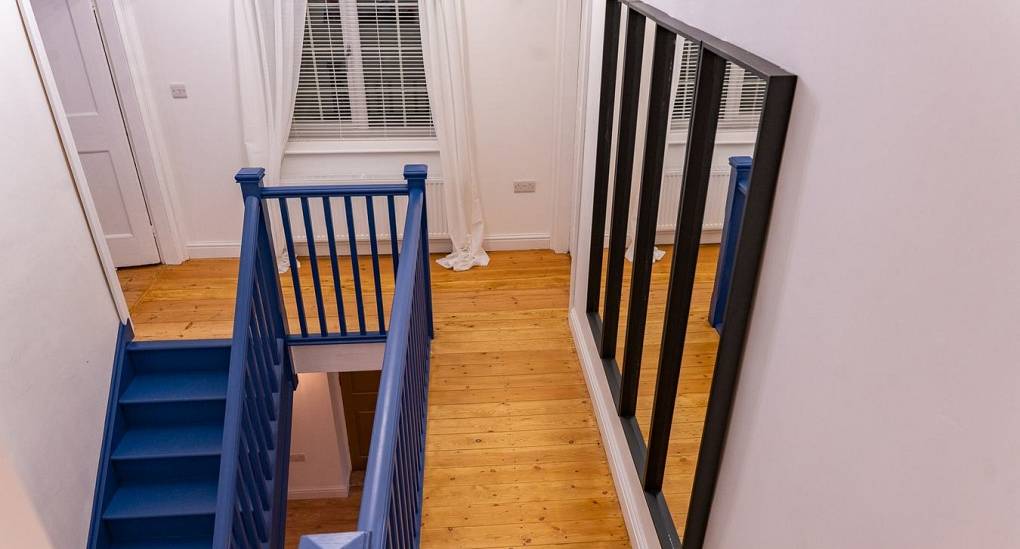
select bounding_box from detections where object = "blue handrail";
[356,165,432,548]
[214,168,297,547]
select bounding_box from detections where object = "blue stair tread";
[113,425,223,460]
[120,371,227,404]
[104,481,217,519]
[110,540,210,549]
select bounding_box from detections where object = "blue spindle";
[387,195,399,276]
[344,196,367,334]
[365,197,387,333]
[277,198,308,337]
[300,197,329,336]
[322,198,348,335]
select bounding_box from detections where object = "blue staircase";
[89,165,433,549]
[89,338,236,548]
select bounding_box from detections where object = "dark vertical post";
[404,164,432,339]
[617,25,676,417]
[585,0,622,317]
[643,46,726,493]
[683,73,797,549]
[600,9,646,360]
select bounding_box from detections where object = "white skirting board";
[568,307,661,548]
[185,232,553,259]
[288,485,350,500]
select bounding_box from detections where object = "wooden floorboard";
[119,249,631,548]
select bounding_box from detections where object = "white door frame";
[16,0,130,322]
[92,0,186,264]
[549,0,585,254]
[23,0,186,266]
[80,0,185,265]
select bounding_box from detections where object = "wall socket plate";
[170,83,188,99]
[513,180,537,193]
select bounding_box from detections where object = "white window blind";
[670,40,767,132]
[292,0,435,140]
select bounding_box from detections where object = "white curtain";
[418,0,489,271]
[233,0,307,269]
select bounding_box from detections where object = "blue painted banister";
[709,156,753,332]
[213,169,296,548]
[229,165,433,548]
[355,164,432,548]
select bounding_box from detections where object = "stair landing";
[118,250,630,548]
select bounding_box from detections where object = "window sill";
[285,139,441,156]
[667,129,758,146]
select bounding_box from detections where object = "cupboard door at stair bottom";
[339,371,380,470]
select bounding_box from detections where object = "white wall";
[288,373,350,499]
[117,0,583,257]
[459,0,572,246]
[642,1,1020,547]
[118,0,249,257]
[0,452,55,548]
[0,2,122,547]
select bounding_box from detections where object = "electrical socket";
[170,83,188,99]
[290,453,307,462]
[513,180,537,193]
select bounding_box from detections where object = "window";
[292,0,435,140]
[670,41,767,133]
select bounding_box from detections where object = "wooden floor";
[118,249,631,548]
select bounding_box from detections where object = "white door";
[32,0,160,267]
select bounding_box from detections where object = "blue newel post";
[234,167,295,385]
[708,156,752,333]
[235,166,266,199]
[403,164,434,339]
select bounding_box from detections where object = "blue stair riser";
[127,340,231,372]
[112,455,221,484]
[103,514,215,542]
[121,400,226,426]
[112,423,224,460]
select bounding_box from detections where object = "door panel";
[33,0,159,267]
[339,371,381,471]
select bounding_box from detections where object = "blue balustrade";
[214,168,297,548]
[355,165,432,548]
[216,165,433,549]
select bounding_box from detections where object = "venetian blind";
[670,40,767,132]
[292,0,435,140]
